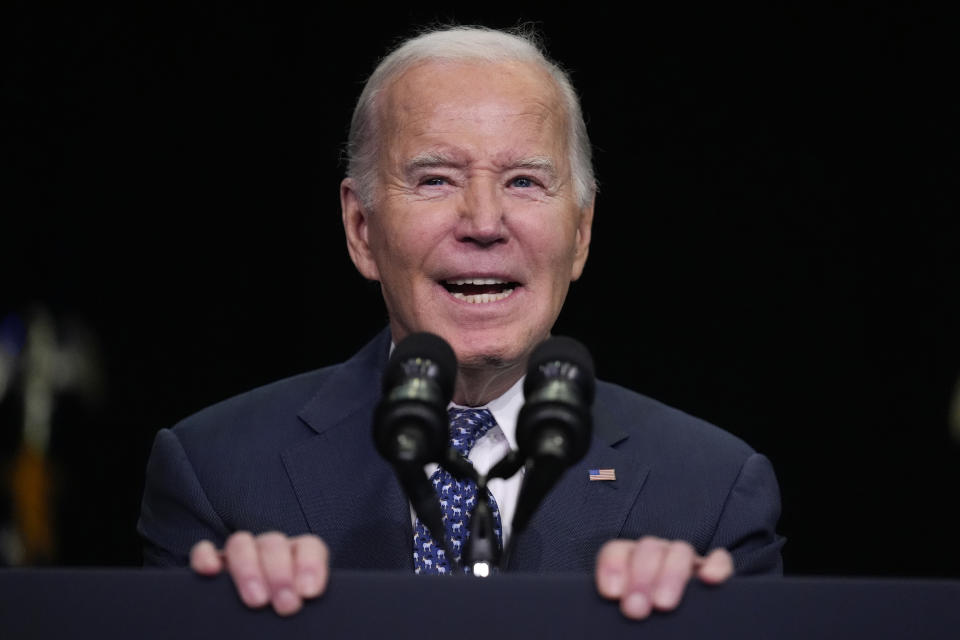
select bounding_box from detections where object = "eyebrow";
[404,151,469,174]
[505,156,558,177]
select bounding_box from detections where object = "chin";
[456,352,510,370]
[445,332,540,372]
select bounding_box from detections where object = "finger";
[650,541,697,611]
[696,547,734,584]
[621,537,669,620]
[189,539,224,575]
[595,539,634,599]
[291,535,329,599]
[257,532,302,616]
[224,531,270,608]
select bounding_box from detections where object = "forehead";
[376,59,569,161]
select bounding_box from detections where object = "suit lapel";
[280,330,414,570]
[508,395,650,571]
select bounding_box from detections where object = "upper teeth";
[446,278,507,285]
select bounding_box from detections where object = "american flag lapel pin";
[589,468,616,481]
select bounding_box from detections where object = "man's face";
[342,59,592,373]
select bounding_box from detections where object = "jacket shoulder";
[594,380,756,460]
[168,328,390,450]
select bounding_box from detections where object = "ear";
[570,197,594,281]
[341,178,380,281]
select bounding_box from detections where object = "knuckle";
[596,540,633,569]
[669,540,696,557]
[256,531,289,551]
[190,539,211,556]
[635,536,668,556]
[293,534,326,549]
[597,539,627,557]
[292,536,327,566]
[225,531,255,554]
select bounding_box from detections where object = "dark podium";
[2,569,958,639]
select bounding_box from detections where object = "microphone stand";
[444,449,526,576]
[443,449,525,576]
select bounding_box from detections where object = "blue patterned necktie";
[413,408,503,574]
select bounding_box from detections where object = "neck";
[452,360,525,407]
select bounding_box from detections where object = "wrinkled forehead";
[374,59,570,154]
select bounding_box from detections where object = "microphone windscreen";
[384,332,458,401]
[524,335,595,405]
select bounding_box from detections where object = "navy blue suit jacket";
[138,329,784,574]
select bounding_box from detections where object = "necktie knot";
[447,407,496,456]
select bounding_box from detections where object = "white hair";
[345,26,596,209]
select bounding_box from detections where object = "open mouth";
[442,278,519,303]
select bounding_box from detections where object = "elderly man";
[138,26,783,621]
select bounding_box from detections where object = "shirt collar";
[449,375,524,452]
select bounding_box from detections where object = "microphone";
[374,332,456,465]
[373,332,458,566]
[511,335,595,539]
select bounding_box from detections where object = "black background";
[3,3,958,577]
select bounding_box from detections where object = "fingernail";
[202,554,220,572]
[653,586,678,609]
[296,572,319,597]
[244,579,268,606]
[274,588,300,615]
[703,562,732,584]
[624,592,651,618]
[601,570,626,596]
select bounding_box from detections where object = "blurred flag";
[1,307,103,565]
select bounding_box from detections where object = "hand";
[595,537,733,620]
[190,532,329,616]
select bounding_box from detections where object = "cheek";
[534,226,581,274]
[368,221,433,282]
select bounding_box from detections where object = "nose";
[456,177,506,246]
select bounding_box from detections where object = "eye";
[509,176,536,188]
[421,176,448,186]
